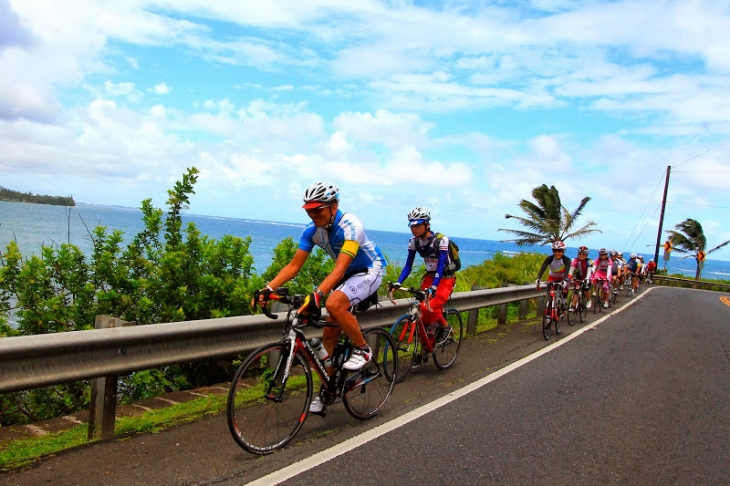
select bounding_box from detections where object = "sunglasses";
[305,205,329,215]
[553,249,564,253]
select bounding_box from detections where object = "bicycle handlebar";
[387,283,432,312]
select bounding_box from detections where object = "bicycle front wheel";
[433,308,464,370]
[227,343,313,455]
[555,304,564,335]
[542,300,553,340]
[343,328,398,420]
[389,314,419,383]
[566,290,575,326]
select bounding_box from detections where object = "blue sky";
[1,0,729,261]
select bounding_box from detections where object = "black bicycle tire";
[343,328,398,420]
[542,298,552,340]
[433,308,464,370]
[566,289,575,326]
[389,314,418,383]
[579,292,588,322]
[227,342,313,455]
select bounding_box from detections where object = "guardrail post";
[497,283,510,325]
[519,299,529,320]
[467,284,480,334]
[88,316,134,440]
[536,295,545,318]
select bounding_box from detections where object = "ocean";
[1,200,729,280]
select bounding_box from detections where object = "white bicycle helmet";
[407,207,431,226]
[630,253,637,259]
[302,182,339,209]
[551,240,567,251]
[599,248,608,255]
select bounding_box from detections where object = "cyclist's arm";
[537,256,551,281]
[397,250,417,283]
[318,240,358,295]
[432,248,448,287]
[267,249,310,289]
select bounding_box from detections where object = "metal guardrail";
[0,284,542,394]
[653,276,730,292]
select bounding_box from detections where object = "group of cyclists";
[252,181,657,418]
[536,241,657,311]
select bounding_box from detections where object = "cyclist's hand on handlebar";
[387,282,401,304]
[426,285,437,299]
[298,291,323,320]
[252,286,273,308]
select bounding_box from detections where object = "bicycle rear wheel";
[433,308,464,370]
[227,343,313,455]
[389,314,419,383]
[542,300,553,340]
[343,328,398,420]
[579,294,588,322]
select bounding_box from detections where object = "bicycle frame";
[267,290,392,400]
[544,281,565,319]
[390,287,437,353]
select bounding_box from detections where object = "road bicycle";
[226,288,398,455]
[539,281,566,340]
[567,280,589,324]
[592,278,610,313]
[608,279,620,305]
[387,284,464,383]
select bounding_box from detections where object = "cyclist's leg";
[421,275,455,327]
[326,269,382,349]
[328,268,383,369]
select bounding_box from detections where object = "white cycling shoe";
[343,346,372,371]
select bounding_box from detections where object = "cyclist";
[254,182,387,414]
[616,251,628,289]
[646,258,657,281]
[568,246,593,311]
[392,207,457,347]
[610,250,623,295]
[627,253,640,295]
[536,240,572,297]
[591,248,613,308]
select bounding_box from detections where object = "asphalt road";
[2,286,729,486]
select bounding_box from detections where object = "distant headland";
[0,186,75,206]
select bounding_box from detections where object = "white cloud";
[151,82,170,94]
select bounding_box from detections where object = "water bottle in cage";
[309,338,330,364]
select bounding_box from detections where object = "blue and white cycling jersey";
[298,209,386,276]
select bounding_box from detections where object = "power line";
[666,201,730,210]
[672,139,730,169]
[622,171,666,251]
[629,204,662,250]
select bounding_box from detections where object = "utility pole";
[653,165,671,264]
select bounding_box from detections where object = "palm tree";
[666,218,730,279]
[499,184,601,246]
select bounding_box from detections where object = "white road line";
[248,289,653,486]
